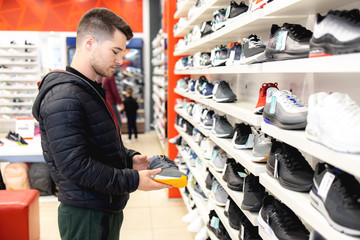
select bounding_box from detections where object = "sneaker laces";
[247,175,264,192]
[284,23,312,40]
[331,9,360,25]
[333,172,360,208]
[247,34,264,48]
[276,205,307,232]
[335,95,360,124]
[278,90,306,109]
[281,145,310,172]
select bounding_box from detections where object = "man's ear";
[84,35,95,50]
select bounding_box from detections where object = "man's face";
[89,30,127,77]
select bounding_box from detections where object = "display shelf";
[0,137,44,162]
[175,107,210,137]
[175,125,205,161]
[207,228,220,240]
[258,224,273,240]
[0,102,33,106]
[209,195,240,240]
[174,88,262,127]
[179,187,193,213]
[0,94,37,98]
[261,123,360,179]
[188,184,210,224]
[259,173,359,240]
[209,132,266,177]
[208,166,259,226]
[174,0,196,19]
[175,53,360,74]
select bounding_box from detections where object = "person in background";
[98,73,123,126]
[32,8,170,240]
[124,87,138,143]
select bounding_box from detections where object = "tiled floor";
[38,131,195,240]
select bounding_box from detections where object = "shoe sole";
[241,202,261,212]
[212,95,237,103]
[310,189,360,236]
[309,38,360,57]
[265,48,309,61]
[263,113,307,130]
[266,163,313,192]
[258,211,280,240]
[153,175,188,188]
[243,51,267,64]
[251,153,269,163]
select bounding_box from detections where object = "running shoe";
[148,155,187,188]
[6,131,28,145]
[242,34,267,64]
[212,81,237,102]
[310,9,360,57]
[254,82,278,114]
[225,1,248,20]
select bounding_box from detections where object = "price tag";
[274,154,279,179]
[200,22,206,32]
[225,6,231,19]
[276,30,288,51]
[211,150,218,162]
[225,198,230,212]
[269,95,277,114]
[318,172,336,200]
[237,171,247,178]
[210,216,220,229]
[212,82,219,95]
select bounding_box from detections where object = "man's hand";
[137,168,172,191]
[132,154,149,171]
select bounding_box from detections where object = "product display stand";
[167,0,360,239]
[151,29,168,150]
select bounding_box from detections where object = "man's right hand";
[137,168,172,191]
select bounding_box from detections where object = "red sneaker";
[254,82,278,114]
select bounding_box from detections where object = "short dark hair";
[76,8,133,46]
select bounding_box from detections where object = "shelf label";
[15,117,34,139]
[318,172,335,200]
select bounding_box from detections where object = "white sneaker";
[306,92,360,153]
[187,216,204,232]
[194,226,209,240]
[182,209,199,223]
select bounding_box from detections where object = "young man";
[32,8,170,240]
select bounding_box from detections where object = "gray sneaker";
[212,81,237,102]
[212,114,234,138]
[210,146,227,172]
[148,155,188,188]
[252,132,272,162]
[211,180,228,206]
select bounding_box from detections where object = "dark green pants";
[58,203,123,240]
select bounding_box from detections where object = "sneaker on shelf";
[306,92,360,153]
[263,88,308,130]
[200,21,213,38]
[225,1,248,21]
[207,210,225,239]
[148,155,188,188]
[252,131,272,162]
[192,104,205,124]
[241,174,266,212]
[194,182,208,200]
[212,81,237,103]
[211,180,228,206]
[225,197,245,230]
[0,140,3,146]
[6,131,28,146]
[310,9,360,57]
[310,163,360,236]
[199,52,212,68]
[242,34,267,64]
[265,23,313,61]
[202,138,216,160]
[210,146,228,172]
[267,140,314,192]
[169,134,181,145]
[225,42,243,66]
[211,8,227,31]
[182,208,199,223]
[211,45,230,67]
[195,76,208,95]
[194,226,209,240]
[212,114,234,138]
[222,158,246,191]
[188,79,197,93]
[200,109,215,130]
[254,82,278,114]
[199,81,214,99]
[187,216,204,233]
[205,171,214,191]
[239,215,262,240]
[258,195,310,240]
[248,0,267,12]
[232,123,255,149]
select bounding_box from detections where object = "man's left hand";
[132,155,150,171]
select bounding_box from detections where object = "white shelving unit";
[0,44,40,132]
[151,30,167,150]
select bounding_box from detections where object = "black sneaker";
[310,9,360,57]
[265,23,313,61]
[148,155,188,188]
[200,21,213,38]
[211,45,230,67]
[267,140,314,192]
[207,210,225,239]
[258,195,309,240]
[6,131,28,145]
[222,159,246,191]
[212,114,234,138]
[224,197,245,230]
[194,182,208,200]
[212,81,237,103]
[239,215,261,240]
[205,171,214,191]
[242,34,267,64]
[232,123,255,149]
[226,1,248,19]
[310,163,360,236]
[241,174,266,212]
[201,109,215,130]
[211,8,227,31]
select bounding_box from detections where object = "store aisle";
[39,131,194,240]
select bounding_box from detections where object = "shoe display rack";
[0,43,40,133]
[166,0,360,240]
[151,29,168,150]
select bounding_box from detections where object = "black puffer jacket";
[32,71,140,213]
